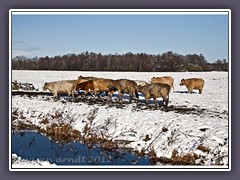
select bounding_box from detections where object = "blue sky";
[11,13,229,62]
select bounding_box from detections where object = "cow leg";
[88,90,94,96]
[108,92,113,102]
[145,97,149,106]
[135,92,139,99]
[53,90,58,98]
[153,98,157,107]
[95,90,100,98]
[129,96,132,103]
[188,88,193,93]
[118,90,122,102]
[163,97,169,107]
[68,90,72,97]
[189,85,194,93]
[93,90,97,96]
[120,93,123,102]
[71,90,75,97]
[89,90,94,96]
[199,88,202,94]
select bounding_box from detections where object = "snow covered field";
[10,70,230,169]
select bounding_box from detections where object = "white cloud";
[12,50,35,58]
[12,41,41,58]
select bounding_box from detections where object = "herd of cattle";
[42,75,205,107]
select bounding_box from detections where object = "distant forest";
[12,51,228,72]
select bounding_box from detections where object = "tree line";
[12,51,228,72]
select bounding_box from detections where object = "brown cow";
[150,76,174,90]
[75,76,100,85]
[75,80,94,95]
[179,78,204,94]
[138,83,171,107]
[92,78,114,97]
[107,79,139,103]
[43,80,76,97]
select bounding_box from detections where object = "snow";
[11,70,229,168]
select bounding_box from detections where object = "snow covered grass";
[11,70,229,168]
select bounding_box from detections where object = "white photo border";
[9,9,231,171]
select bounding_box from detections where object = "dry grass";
[158,149,203,165]
[197,144,210,153]
[42,124,81,143]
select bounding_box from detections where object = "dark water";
[12,131,151,165]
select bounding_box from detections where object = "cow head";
[179,79,185,86]
[43,82,49,90]
[137,85,145,92]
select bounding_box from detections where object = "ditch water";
[12,131,151,166]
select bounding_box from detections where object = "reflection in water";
[12,131,151,165]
